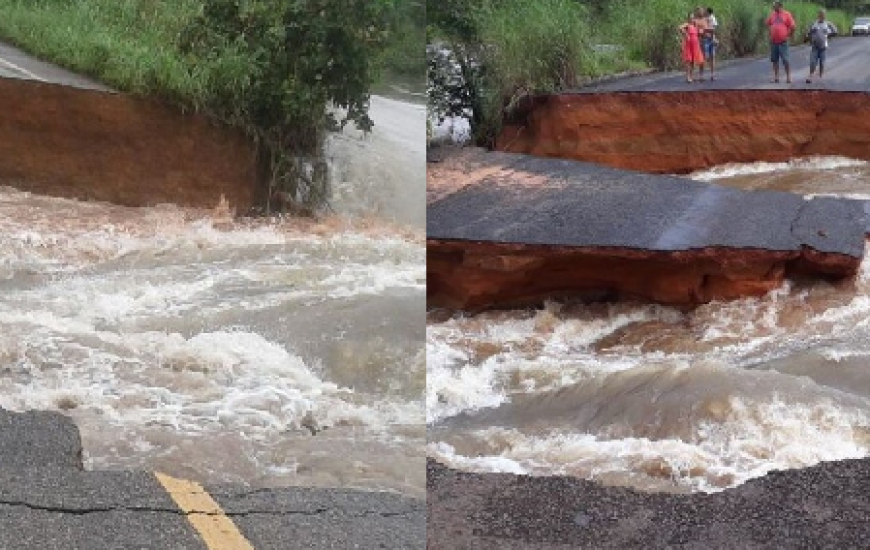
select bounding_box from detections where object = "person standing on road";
[805,9,837,83]
[699,7,719,81]
[680,11,705,83]
[766,1,796,84]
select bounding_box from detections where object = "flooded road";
[329,95,426,228]
[0,97,426,498]
[428,156,870,494]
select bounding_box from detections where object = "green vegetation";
[429,0,642,146]
[0,0,412,213]
[378,0,426,90]
[429,0,856,146]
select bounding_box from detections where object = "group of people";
[679,6,718,83]
[679,1,839,85]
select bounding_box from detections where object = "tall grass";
[0,0,203,104]
[471,0,640,142]
[786,1,851,36]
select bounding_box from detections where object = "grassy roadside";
[0,0,404,212]
[0,1,203,104]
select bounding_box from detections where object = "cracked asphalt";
[0,409,425,549]
[427,150,867,258]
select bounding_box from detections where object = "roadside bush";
[602,0,688,70]
[181,0,394,211]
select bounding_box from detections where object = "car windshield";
[855,18,870,24]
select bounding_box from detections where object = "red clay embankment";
[496,91,870,173]
[0,77,262,210]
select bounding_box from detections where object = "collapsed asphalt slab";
[0,408,425,549]
[427,457,870,549]
[427,149,866,310]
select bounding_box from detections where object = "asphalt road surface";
[427,150,867,259]
[0,409,424,549]
[428,457,870,549]
[583,35,870,93]
[0,41,110,90]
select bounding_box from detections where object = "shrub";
[180,0,395,211]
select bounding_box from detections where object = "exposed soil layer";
[0,77,262,211]
[427,147,865,310]
[427,458,870,549]
[427,240,857,311]
[496,91,870,174]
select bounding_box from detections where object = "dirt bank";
[0,77,262,211]
[497,90,870,174]
[427,240,857,311]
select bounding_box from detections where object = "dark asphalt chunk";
[427,458,870,549]
[793,195,868,256]
[427,151,866,258]
[0,409,83,470]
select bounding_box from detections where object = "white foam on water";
[427,302,698,424]
[431,388,870,493]
[0,185,425,493]
[690,156,868,181]
[428,247,870,493]
[426,340,505,423]
[0,328,422,437]
[320,261,425,299]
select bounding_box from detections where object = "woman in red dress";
[680,12,705,83]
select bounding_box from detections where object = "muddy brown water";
[427,156,870,494]
[0,97,426,498]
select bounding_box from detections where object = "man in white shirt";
[805,9,838,83]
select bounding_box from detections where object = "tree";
[181,0,395,212]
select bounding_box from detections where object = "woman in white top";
[699,7,718,81]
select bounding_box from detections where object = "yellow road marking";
[0,56,46,82]
[155,472,255,550]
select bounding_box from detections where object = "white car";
[852,17,870,36]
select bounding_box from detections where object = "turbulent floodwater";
[0,96,425,498]
[428,156,870,494]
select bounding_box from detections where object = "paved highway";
[583,35,870,93]
[0,41,110,90]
